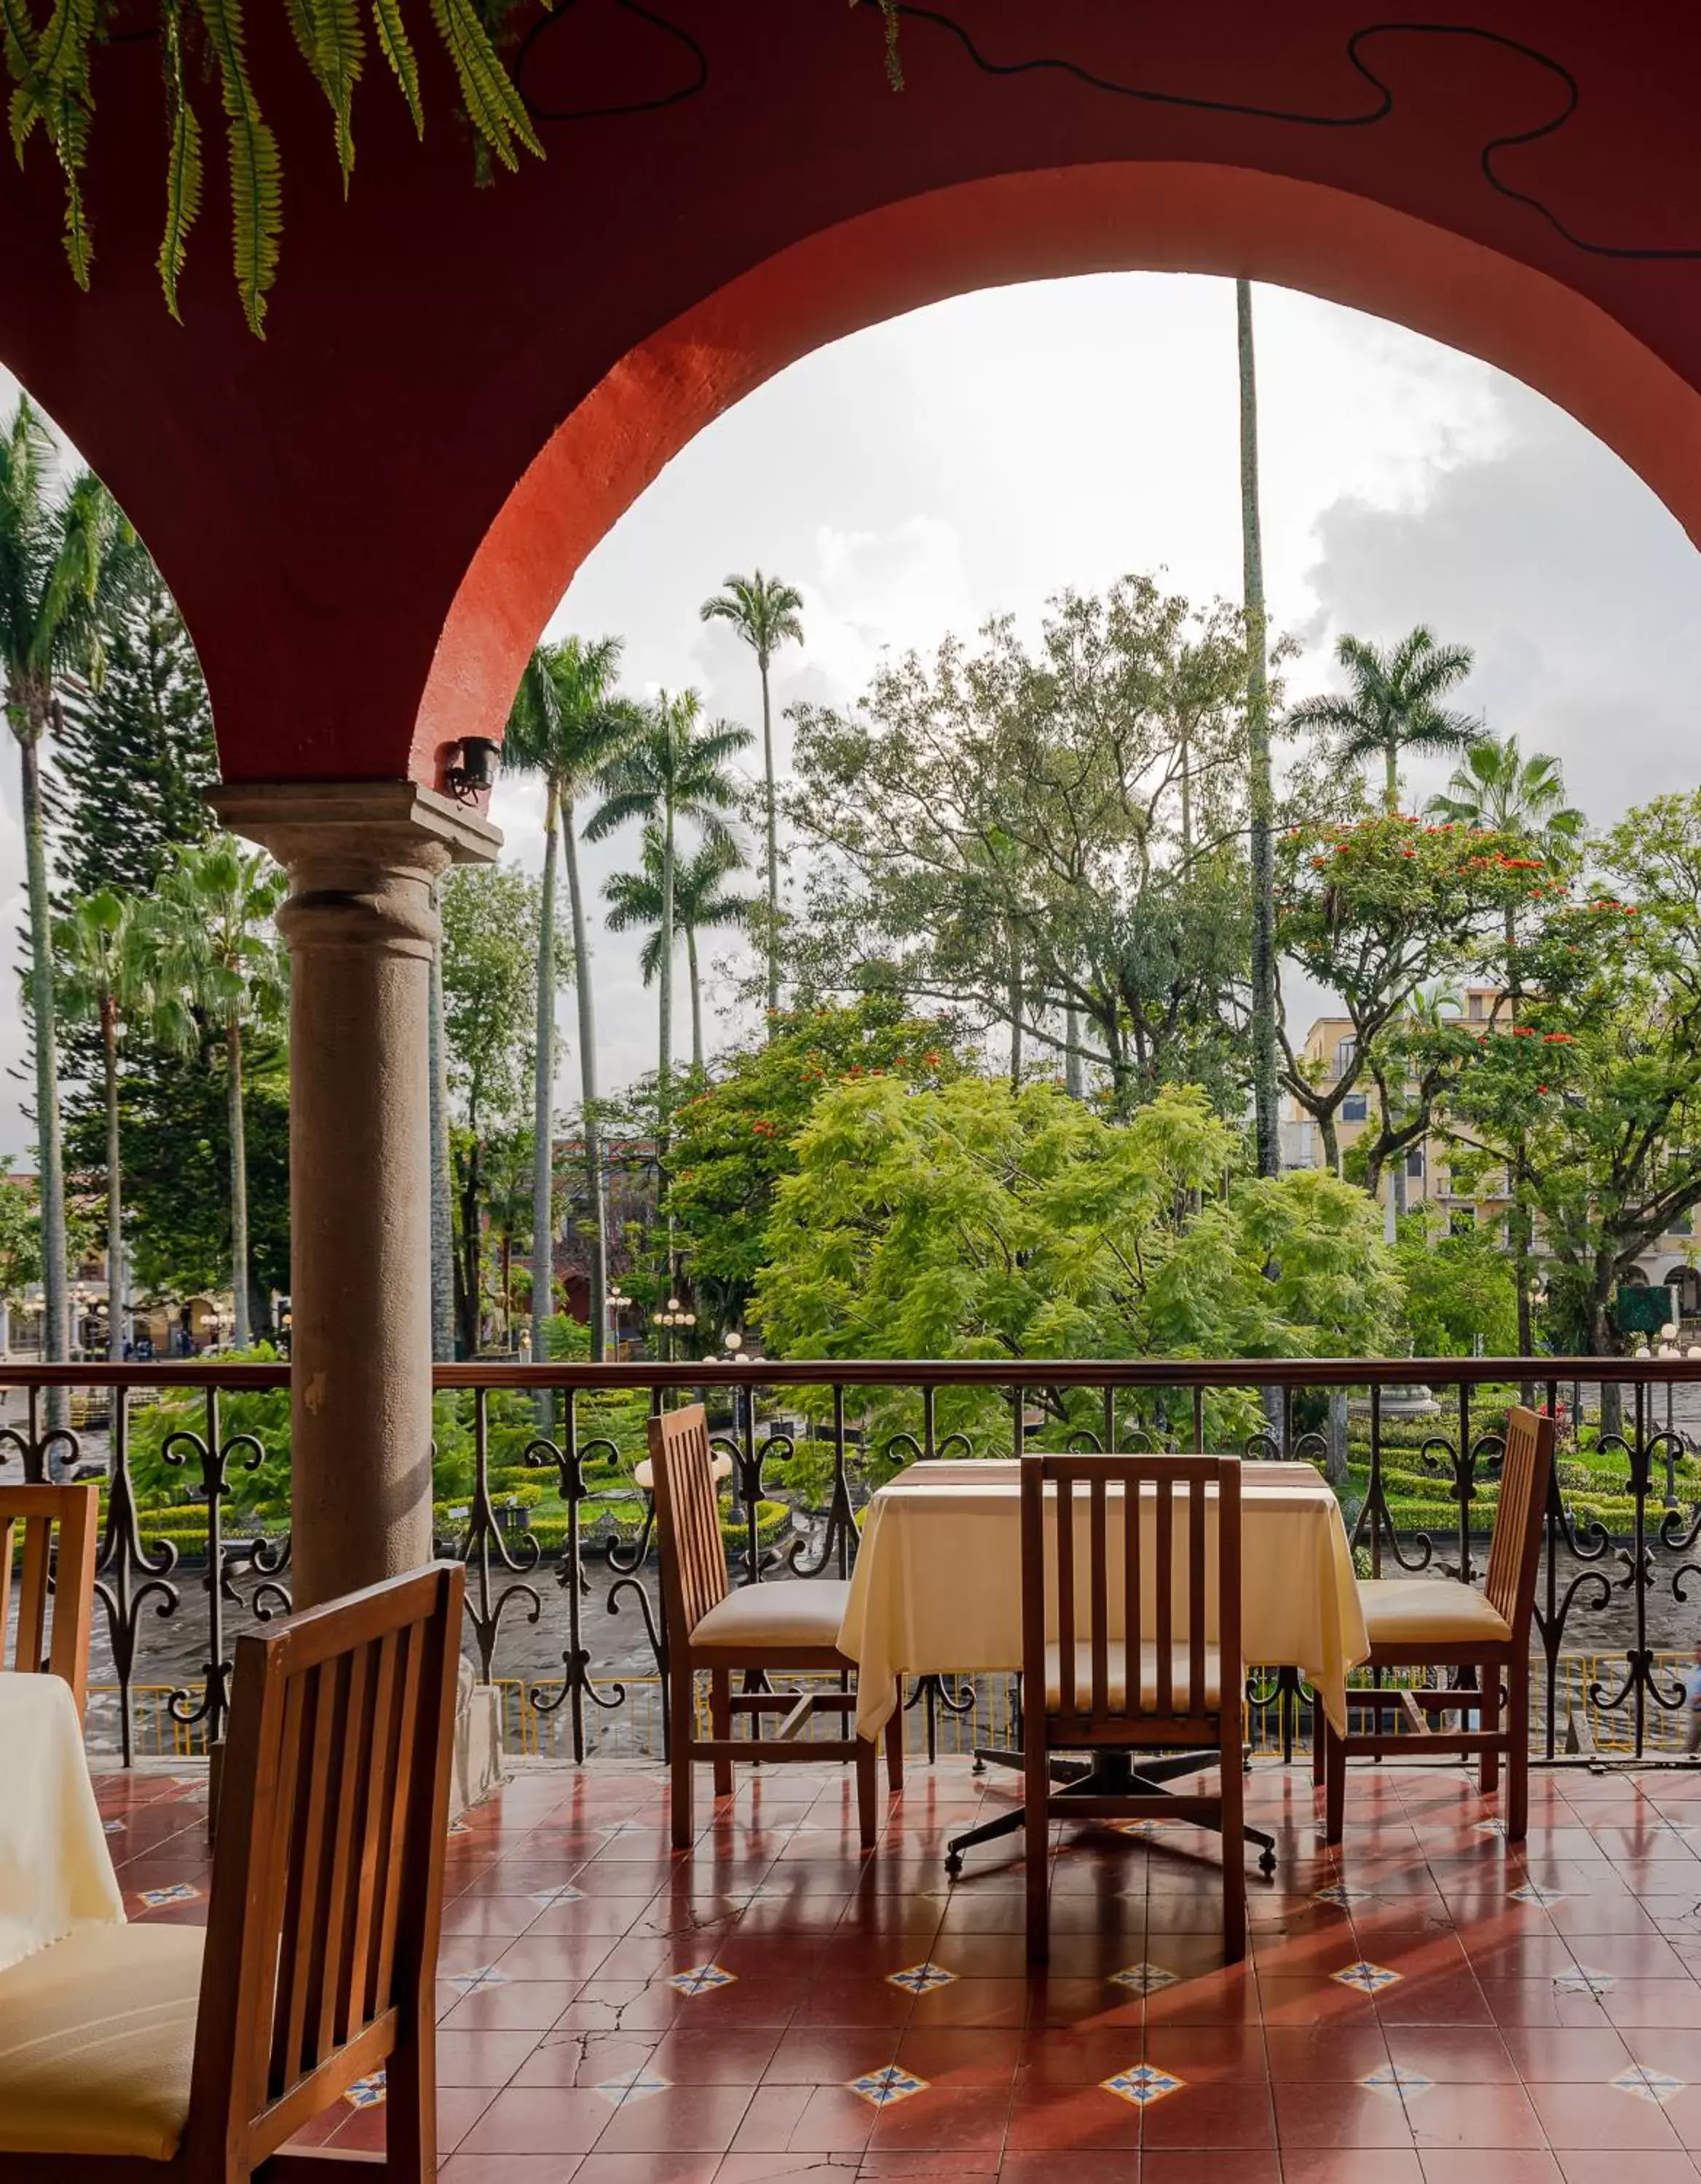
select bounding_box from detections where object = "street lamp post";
[650,1295,696,1366]
[607,1286,631,1361]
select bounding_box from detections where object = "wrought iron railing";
[6,1355,1701,1768]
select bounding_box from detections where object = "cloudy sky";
[2,270,1699,1152]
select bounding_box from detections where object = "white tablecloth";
[837,1459,1369,1739]
[0,1674,125,1972]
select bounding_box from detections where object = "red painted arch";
[418,159,1701,774]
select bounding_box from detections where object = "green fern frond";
[371,0,421,136]
[295,0,363,193]
[157,7,203,320]
[427,0,540,171]
[8,76,38,160]
[194,0,283,336]
[33,0,92,91]
[49,86,89,282]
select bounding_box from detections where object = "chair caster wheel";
[1259,1849,1276,1878]
[945,1851,964,1879]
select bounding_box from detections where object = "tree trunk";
[531,783,559,1415]
[1179,734,1192,858]
[427,887,456,1361]
[658,799,676,1142]
[759,651,780,1025]
[1008,936,1023,1089]
[1065,1001,1084,1099]
[226,1007,250,1347]
[456,1136,483,1357]
[103,997,123,1361]
[561,802,607,1360]
[687,923,704,1074]
[1238,280,1281,1184]
[1385,741,1400,810]
[19,726,68,1433]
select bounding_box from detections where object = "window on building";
[1341,1094,1367,1123]
[1406,1147,1425,1180]
[1469,993,1485,1021]
[1333,1036,1357,1077]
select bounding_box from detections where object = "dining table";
[836,1455,1370,1870]
[0,1672,125,1974]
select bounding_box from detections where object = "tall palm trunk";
[20,720,68,1425]
[658,799,676,1142]
[531,783,560,1404]
[1008,934,1023,1088]
[687,924,705,1074]
[1384,741,1400,810]
[226,1006,250,1347]
[1238,280,1280,1185]
[428,889,456,1360]
[560,802,608,1361]
[101,994,123,1361]
[759,649,780,1024]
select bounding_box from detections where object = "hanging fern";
[369,0,422,139]
[157,3,204,319]
[2,3,903,333]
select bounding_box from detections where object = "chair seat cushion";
[692,1578,852,1654]
[1045,1643,1223,1716]
[0,1923,203,2158]
[1359,1576,1512,1649]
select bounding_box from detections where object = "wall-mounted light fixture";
[445,735,502,803]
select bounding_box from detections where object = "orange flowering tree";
[1430,791,1701,1361]
[1276,811,1544,1184]
[664,995,960,1340]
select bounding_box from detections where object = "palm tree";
[700,571,803,1023]
[585,690,751,1139]
[1237,279,1280,1184]
[0,398,130,1399]
[1289,625,1483,810]
[1428,736,1585,1369]
[154,838,288,1345]
[53,890,176,1359]
[503,635,641,1361]
[604,829,754,1074]
[1427,736,1585,864]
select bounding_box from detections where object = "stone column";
[210,783,500,1607]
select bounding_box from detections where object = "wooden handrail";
[0,1355,1694,1391]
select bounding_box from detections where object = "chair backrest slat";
[188,1562,464,2174]
[1089,1476,1108,1719]
[1485,1405,1556,1635]
[1154,1477,1174,1717]
[1055,1473,1076,1717]
[0,1484,98,1719]
[650,1405,730,1641]
[1020,1455,1241,1733]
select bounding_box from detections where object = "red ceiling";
[0,1,1696,786]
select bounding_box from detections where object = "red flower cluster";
[1542,1032,1574,1045]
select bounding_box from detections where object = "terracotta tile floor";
[92,1753,1701,2181]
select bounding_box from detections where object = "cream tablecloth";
[837,1459,1368,1740]
[0,1674,125,1973]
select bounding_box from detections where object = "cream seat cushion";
[1045,1642,1224,1717]
[1359,1576,1512,1649]
[0,1923,202,2158]
[692,1578,851,1653]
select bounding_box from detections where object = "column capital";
[207,779,502,876]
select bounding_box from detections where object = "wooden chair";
[650,1403,899,1851]
[0,1560,465,2181]
[1020,1453,1246,1966]
[1321,1403,1555,1845]
[0,1484,98,1722]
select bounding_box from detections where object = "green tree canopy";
[1429,791,1701,1358]
[786,577,1258,1115]
[751,1076,1398,1449]
[668,994,962,1337]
